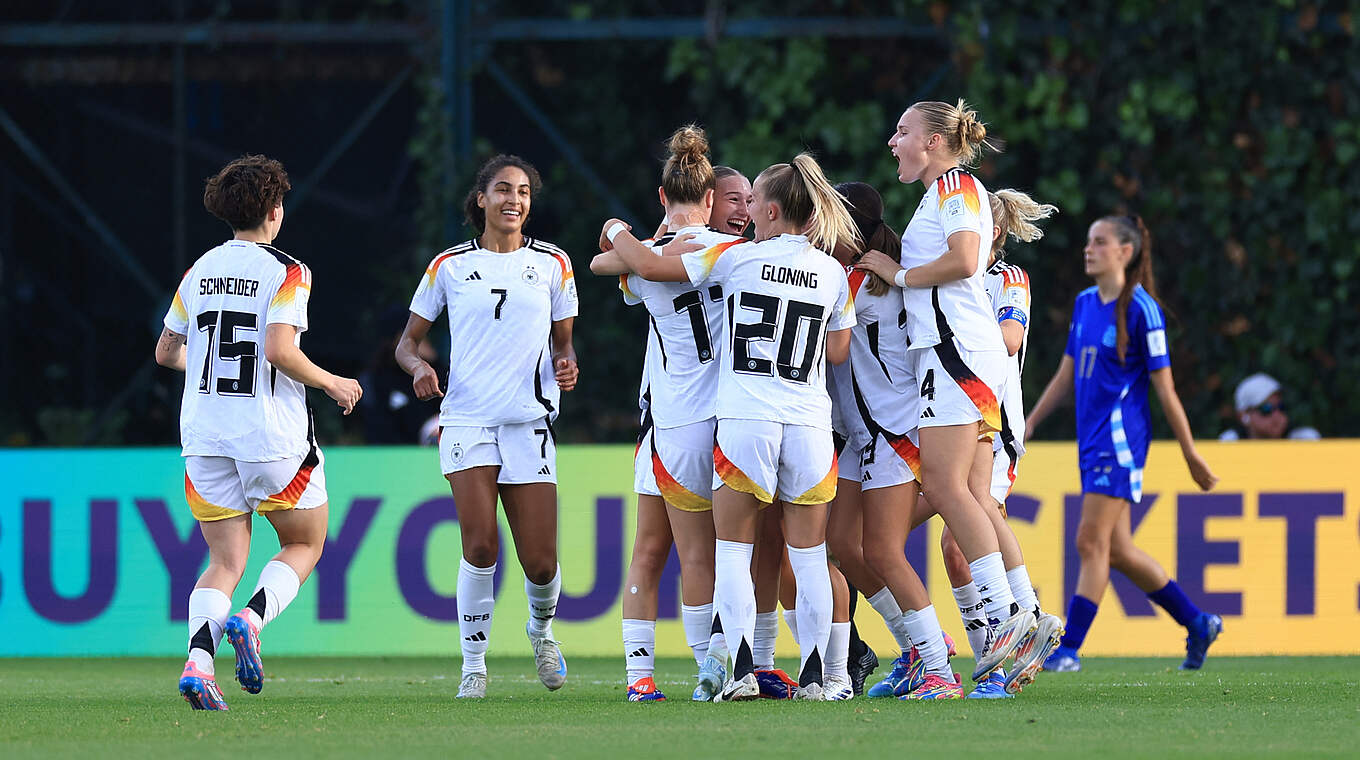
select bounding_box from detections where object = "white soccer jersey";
[163,239,313,462]
[985,260,1032,452]
[620,225,740,428]
[899,168,1003,353]
[846,270,918,438]
[409,237,578,427]
[680,233,855,429]
[827,360,869,453]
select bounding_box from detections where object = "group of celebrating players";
[156,96,1223,711]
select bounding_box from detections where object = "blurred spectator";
[1219,373,1320,441]
[359,307,442,444]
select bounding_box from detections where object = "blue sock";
[1059,595,1098,651]
[1148,580,1201,628]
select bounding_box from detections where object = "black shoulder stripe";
[259,243,301,268]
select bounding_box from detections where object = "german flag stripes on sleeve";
[936,169,983,238]
[266,260,312,330]
[680,239,745,285]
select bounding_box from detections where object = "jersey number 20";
[728,292,825,384]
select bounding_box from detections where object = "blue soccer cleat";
[967,669,1013,699]
[1180,613,1223,670]
[224,611,264,694]
[1043,645,1081,673]
[627,676,666,702]
[179,661,229,711]
[754,668,797,699]
[693,653,726,701]
[866,651,926,698]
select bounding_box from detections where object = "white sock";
[825,621,851,679]
[622,618,656,683]
[866,586,912,654]
[968,552,1018,622]
[525,565,560,637]
[902,605,951,678]
[753,611,779,670]
[952,583,990,659]
[187,587,231,674]
[714,540,756,673]
[786,543,832,683]
[681,603,713,665]
[458,559,496,676]
[1007,565,1041,615]
[251,560,300,628]
[783,608,799,643]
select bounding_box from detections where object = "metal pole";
[172,0,187,275]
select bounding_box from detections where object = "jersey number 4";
[728,292,826,384]
[196,309,258,397]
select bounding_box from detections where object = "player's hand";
[1185,450,1218,491]
[854,249,902,283]
[599,218,631,252]
[555,357,579,391]
[327,376,363,415]
[661,232,702,257]
[412,362,443,401]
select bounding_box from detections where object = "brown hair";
[754,153,859,255]
[463,154,543,233]
[203,155,290,231]
[990,189,1057,258]
[661,124,715,205]
[1101,214,1162,363]
[713,165,745,183]
[908,98,1001,166]
[834,181,900,297]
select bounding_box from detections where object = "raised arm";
[266,324,362,414]
[1149,366,1218,491]
[395,312,442,401]
[599,218,690,282]
[1024,354,1075,441]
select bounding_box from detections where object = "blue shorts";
[1080,460,1144,504]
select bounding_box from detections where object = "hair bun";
[668,125,709,165]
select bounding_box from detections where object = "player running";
[157,155,362,711]
[600,153,857,701]
[396,155,579,698]
[1027,214,1221,672]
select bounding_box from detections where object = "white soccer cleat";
[821,674,854,701]
[1006,612,1065,694]
[457,672,487,698]
[972,609,1037,682]
[793,682,824,701]
[713,672,760,702]
[526,623,567,691]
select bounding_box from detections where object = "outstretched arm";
[599,219,690,282]
[1150,367,1218,491]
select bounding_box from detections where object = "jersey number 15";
[197,309,258,397]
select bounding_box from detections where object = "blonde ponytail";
[755,153,860,256]
[990,189,1057,255]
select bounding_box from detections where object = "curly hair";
[463,154,543,233]
[203,155,290,231]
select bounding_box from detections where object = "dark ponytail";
[1102,214,1161,363]
[463,154,543,233]
[834,181,900,297]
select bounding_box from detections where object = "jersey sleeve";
[266,261,311,332]
[829,268,857,331]
[937,173,984,238]
[163,270,191,335]
[996,267,1031,328]
[1063,301,1080,358]
[409,255,449,321]
[680,239,744,286]
[1132,295,1170,371]
[550,251,579,321]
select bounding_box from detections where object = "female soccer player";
[1026,214,1221,672]
[600,153,857,701]
[396,154,579,698]
[158,155,362,710]
[857,99,1035,684]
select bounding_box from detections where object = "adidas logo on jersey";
[465,271,483,281]
[922,407,936,418]
[464,631,487,642]
[538,465,552,475]
[628,648,650,658]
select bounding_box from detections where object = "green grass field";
[3,656,1356,758]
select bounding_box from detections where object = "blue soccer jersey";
[1064,284,1169,475]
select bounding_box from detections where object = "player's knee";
[862,539,898,577]
[461,538,499,567]
[1074,528,1109,560]
[522,561,556,586]
[628,544,668,579]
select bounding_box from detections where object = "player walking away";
[396,155,579,698]
[600,153,857,701]
[857,99,1037,686]
[590,126,735,701]
[1026,214,1220,672]
[157,155,362,711]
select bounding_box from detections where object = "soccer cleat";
[1180,613,1223,670]
[223,611,264,694]
[457,672,487,698]
[866,651,927,698]
[822,674,854,701]
[526,622,567,690]
[901,672,965,700]
[972,609,1037,682]
[754,668,797,700]
[713,672,760,702]
[693,654,726,701]
[178,662,229,711]
[1006,612,1065,694]
[1042,646,1081,673]
[967,669,1013,699]
[627,676,666,702]
[848,645,879,696]
[793,682,824,701]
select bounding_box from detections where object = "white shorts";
[991,398,1026,506]
[633,423,661,497]
[912,341,1006,434]
[439,418,557,484]
[836,435,859,482]
[714,419,837,505]
[858,430,920,491]
[185,447,327,522]
[650,419,716,512]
